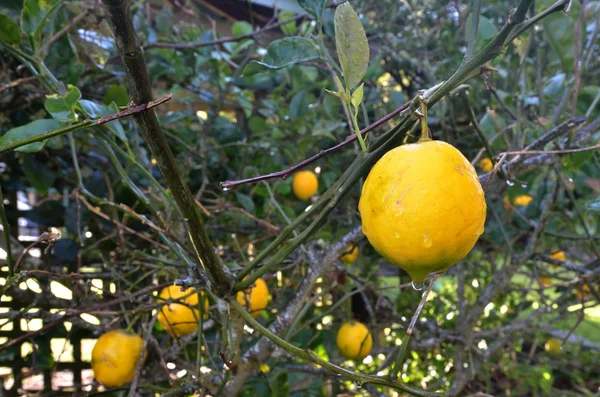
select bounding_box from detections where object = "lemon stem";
[346,93,368,152]
[418,100,431,142]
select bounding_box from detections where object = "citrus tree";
[1,0,599,395]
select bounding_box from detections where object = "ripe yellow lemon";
[538,277,552,287]
[513,194,533,206]
[91,330,144,387]
[544,337,562,354]
[550,251,566,262]
[358,140,486,282]
[478,158,493,173]
[336,321,373,360]
[236,277,269,318]
[575,284,591,300]
[157,285,208,337]
[340,245,359,264]
[292,170,318,200]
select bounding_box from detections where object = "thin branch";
[230,300,444,397]
[101,0,233,296]
[0,281,171,352]
[144,14,305,50]
[0,94,173,154]
[0,186,14,277]
[500,143,600,156]
[390,274,439,378]
[465,0,483,59]
[220,101,411,190]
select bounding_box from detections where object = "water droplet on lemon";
[423,233,432,248]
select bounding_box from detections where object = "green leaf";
[77,100,127,142]
[271,371,290,397]
[0,119,63,152]
[44,86,81,122]
[289,90,313,120]
[543,73,565,97]
[242,37,320,76]
[0,14,21,44]
[22,154,55,193]
[297,0,326,20]
[103,85,129,107]
[350,83,364,118]
[334,2,369,91]
[465,15,498,51]
[20,0,61,47]
[279,11,297,36]
[236,192,255,214]
[232,21,253,37]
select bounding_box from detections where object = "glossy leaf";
[334,2,369,91]
[350,83,364,118]
[0,119,63,152]
[232,21,253,37]
[0,14,21,44]
[243,37,320,76]
[44,86,81,122]
[20,0,61,47]
[297,0,326,20]
[77,99,127,142]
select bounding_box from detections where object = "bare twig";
[220,101,411,189]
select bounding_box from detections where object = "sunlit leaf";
[334,2,369,91]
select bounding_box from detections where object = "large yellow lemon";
[292,170,318,200]
[236,277,269,318]
[91,330,144,387]
[336,321,373,360]
[358,140,486,281]
[157,285,208,337]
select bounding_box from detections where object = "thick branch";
[100,0,233,296]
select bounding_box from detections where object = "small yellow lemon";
[340,245,359,264]
[292,170,318,200]
[478,158,493,173]
[538,277,552,287]
[513,194,533,206]
[358,140,486,281]
[550,251,566,262]
[157,285,208,337]
[575,284,591,300]
[544,337,562,354]
[236,278,269,318]
[91,330,144,387]
[336,321,373,360]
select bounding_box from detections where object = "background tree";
[0,0,599,396]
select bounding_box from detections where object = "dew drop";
[506,180,515,186]
[412,281,424,291]
[521,183,528,188]
[222,187,230,192]
[394,230,401,239]
[423,233,432,248]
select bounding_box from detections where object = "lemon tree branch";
[101,0,234,297]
